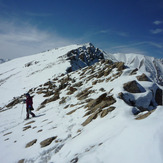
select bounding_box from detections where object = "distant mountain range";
[0,58,10,64]
[105,52,163,86]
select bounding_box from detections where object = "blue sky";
[0,0,163,59]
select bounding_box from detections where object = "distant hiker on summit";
[25,93,35,119]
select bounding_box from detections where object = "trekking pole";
[21,104,24,119]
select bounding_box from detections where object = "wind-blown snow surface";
[0,44,163,163]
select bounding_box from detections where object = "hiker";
[25,93,35,119]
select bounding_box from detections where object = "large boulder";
[123,80,145,93]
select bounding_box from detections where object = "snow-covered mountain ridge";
[105,53,163,86]
[0,43,163,163]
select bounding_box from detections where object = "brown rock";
[59,97,67,104]
[25,139,37,148]
[135,110,155,120]
[104,68,112,76]
[82,112,98,126]
[84,94,116,117]
[40,136,57,148]
[6,98,20,108]
[41,93,59,105]
[18,159,25,163]
[67,87,77,95]
[129,68,138,75]
[100,107,116,118]
[123,80,143,93]
[115,62,125,71]
[23,125,31,131]
[67,109,77,115]
[25,120,35,125]
[136,73,151,81]
[72,81,83,87]
[3,132,12,136]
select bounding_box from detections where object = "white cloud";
[98,29,128,37]
[150,28,163,34]
[153,20,163,25]
[0,20,74,59]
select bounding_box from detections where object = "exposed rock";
[92,80,98,85]
[70,157,79,163]
[59,97,67,104]
[72,81,83,87]
[6,97,21,108]
[3,132,12,136]
[25,120,35,125]
[85,93,116,112]
[18,159,25,163]
[37,104,46,111]
[100,107,116,118]
[76,87,94,100]
[4,138,9,141]
[23,125,31,131]
[65,44,105,73]
[97,71,104,78]
[83,93,116,122]
[135,110,155,120]
[136,73,151,81]
[110,71,123,81]
[67,109,77,115]
[104,68,112,76]
[115,62,125,71]
[123,80,145,93]
[25,139,37,148]
[43,91,54,97]
[67,87,77,95]
[64,104,70,109]
[104,59,113,65]
[99,88,105,92]
[40,136,57,148]
[129,68,138,75]
[155,88,162,105]
[41,93,60,105]
[82,112,98,126]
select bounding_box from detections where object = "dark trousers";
[26,107,35,119]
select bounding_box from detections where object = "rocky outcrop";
[65,43,105,73]
[41,93,60,105]
[82,93,116,126]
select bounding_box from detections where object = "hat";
[26,93,30,97]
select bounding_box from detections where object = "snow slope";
[0,43,104,107]
[106,53,163,86]
[0,44,163,163]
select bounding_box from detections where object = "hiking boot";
[32,113,36,117]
